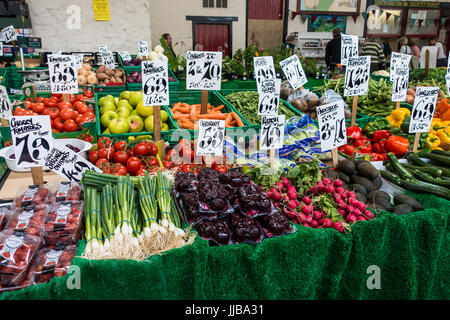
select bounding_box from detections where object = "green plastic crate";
[124,64,180,92]
[95,91,177,140]
[92,67,127,94]
[220,80,257,90]
[304,77,325,90]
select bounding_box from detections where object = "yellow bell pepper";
[430,119,446,135]
[437,127,450,150]
[390,108,410,122]
[427,133,441,149]
[386,115,402,129]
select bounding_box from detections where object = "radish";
[357,216,366,221]
[333,221,344,232]
[287,200,297,210]
[270,187,278,194]
[273,202,280,208]
[287,191,297,200]
[275,182,284,192]
[322,178,332,185]
[297,213,306,223]
[335,187,345,195]
[282,195,289,202]
[312,210,322,220]
[310,220,319,228]
[301,205,314,215]
[337,201,347,210]
[304,215,313,223]
[310,186,319,195]
[281,176,290,187]
[328,185,335,194]
[322,218,333,228]
[295,200,301,207]
[272,192,282,201]
[346,214,357,223]
[347,191,356,199]
[266,192,272,198]
[302,223,311,228]
[288,210,296,219]
[352,208,362,216]
[364,210,374,220]
[333,193,342,202]
[302,196,312,205]
[338,209,345,216]
[357,202,366,211]
[333,179,343,188]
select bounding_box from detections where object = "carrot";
[173,113,191,120]
[224,113,233,125]
[212,105,225,112]
[180,118,195,129]
[231,112,244,127]
[197,113,227,120]
[178,107,191,114]
[190,104,197,121]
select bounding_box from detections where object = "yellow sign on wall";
[93,0,110,21]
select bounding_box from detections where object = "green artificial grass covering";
[1,192,449,300]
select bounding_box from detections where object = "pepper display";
[362,118,391,137]
[385,135,410,157]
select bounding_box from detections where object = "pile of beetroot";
[266,176,376,233]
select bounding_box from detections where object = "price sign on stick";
[186,51,222,90]
[391,67,409,102]
[44,140,101,182]
[0,25,17,43]
[260,115,285,151]
[138,40,149,57]
[10,115,53,168]
[280,54,307,90]
[446,74,450,96]
[317,100,347,152]
[98,45,107,54]
[341,35,358,66]
[254,56,276,89]
[0,85,12,120]
[390,52,411,81]
[409,86,439,134]
[196,119,225,156]
[119,51,131,62]
[74,54,83,70]
[447,55,450,75]
[48,54,78,94]
[101,52,115,69]
[0,42,3,57]
[344,56,370,97]
[142,60,169,106]
[258,79,281,116]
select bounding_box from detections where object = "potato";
[82,63,92,71]
[109,77,116,83]
[104,78,110,85]
[307,96,319,108]
[78,75,87,86]
[405,94,415,104]
[105,68,115,77]
[97,65,106,74]
[97,72,109,81]
[114,70,123,78]
[87,71,96,77]
[78,68,88,77]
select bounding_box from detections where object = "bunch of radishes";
[265,176,376,233]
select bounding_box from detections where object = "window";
[216,0,227,8]
[203,0,214,7]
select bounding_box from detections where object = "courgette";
[402,163,442,177]
[418,152,450,167]
[431,149,450,157]
[411,170,450,188]
[380,170,402,186]
[407,153,431,167]
[387,152,414,180]
[399,179,450,201]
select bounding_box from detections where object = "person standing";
[360,37,386,72]
[162,33,176,58]
[325,28,342,71]
[382,39,392,64]
[429,37,447,67]
[398,37,411,55]
[282,34,296,53]
[409,38,421,60]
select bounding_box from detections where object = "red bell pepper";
[368,153,388,161]
[353,137,372,154]
[373,140,387,154]
[372,130,391,143]
[385,135,410,157]
[338,145,357,156]
[346,126,362,140]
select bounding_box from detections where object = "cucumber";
[407,153,432,167]
[387,152,414,180]
[431,149,450,157]
[418,152,450,167]
[380,170,402,186]
[430,165,450,178]
[400,179,450,201]
[411,170,450,188]
[402,164,442,177]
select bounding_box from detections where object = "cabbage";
[154,45,164,54]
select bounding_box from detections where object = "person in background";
[409,38,421,60]
[429,37,447,67]
[325,28,342,71]
[162,33,176,58]
[282,34,296,52]
[360,37,386,72]
[382,38,392,66]
[398,37,411,55]
[194,43,205,51]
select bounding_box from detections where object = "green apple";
[119,90,132,101]
[136,101,153,117]
[127,115,144,133]
[127,91,143,107]
[160,110,168,123]
[100,111,119,128]
[144,115,163,132]
[161,122,169,131]
[116,106,131,119]
[108,118,130,134]
[116,99,133,112]
[99,95,116,108]
[99,101,116,115]
[131,109,138,116]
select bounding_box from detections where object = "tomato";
[73,100,83,109]
[148,143,158,156]
[64,119,78,132]
[48,98,58,108]
[126,156,142,174]
[215,165,227,173]
[82,113,95,121]
[32,102,45,114]
[23,100,33,110]
[95,158,109,167]
[84,89,94,98]
[133,142,150,156]
[88,150,99,164]
[98,137,112,149]
[111,163,128,176]
[52,128,60,133]
[35,97,45,103]
[98,147,115,161]
[69,94,76,105]
[24,110,34,116]
[76,103,89,114]
[112,151,129,165]
[162,160,173,169]
[150,157,159,167]
[4,140,12,147]
[41,107,51,116]
[53,117,65,132]
[41,97,50,107]
[49,107,59,120]
[180,164,191,173]
[60,107,75,120]
[51,93,62,99]
[76,94,86,101]
[135,168,147,176]
[165,149,178,161]
[114,140,127,152]
[57,102,72,110]
[14,107,26,116]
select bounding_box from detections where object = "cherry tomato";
[48,98,58,108]
[23,100,33,110]
[41,97,50,107]
[33,102,45,114]
[49,107,59,120]
[114,141,127,152]
[113,151,129,165]
[53,117,65,132]
[41,107,51,116]
[69,94,76,105]
[126,156,142,174]
[57,102,72,110]
[88,150,99,164]
[215,165,227,173]
[162,160,173,169]
[52,128,60,133]
[35,97,45,103]
[98,148,115,161]
[24,110,34,115]
[98,137,112,149]
[4,140,12,147]
[64,119,78,132]
[76,103,89,114]
[132,142,149,156]
[60,107,75,120]
[14,107,26,116]
[84,89,94,98]
[147,143,158,156]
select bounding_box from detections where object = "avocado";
[354,159,371,167]
[366,202,382,212]
[392,204,413,216]
[357,162,379,180]
[367,190,391,203]
[373,197,393,212]
[322,168,339,181]
[351,176,375,192]
[337,171,350,185]
[393,194,424,212]
[355,192,367,204]
[372,174,382,190]
[337,159,356,177]
[350,184,367,195]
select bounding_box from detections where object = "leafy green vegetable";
[286,159,322,194]
[245,163,285,189]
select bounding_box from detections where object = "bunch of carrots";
[171,102,245,129]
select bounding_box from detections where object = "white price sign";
[0,85,12,120]
[0,42,3,57]
[101,52,115,69]
[186,51,222,90]
[317,100,347,152]
[409,86,439,133]
[344,56,370,97]
[446,74,450,96]
[254,56,276,90]
[10,115,53,168]
[447,55,450,75]
[391,67,409,102]
[0,25,17,43]
[260,115,285,151]
[48,54,78,94]
[98,45,108,54]
[196,119,225,156]
[280,54,307,90]
[138,41,149,57]
[258,79,280,116]
[119,51,132,62]
[52,50,62,55]
[390,52,411,81]
[323,90,344,103]
[341,35,358,66]
[74,54,83,70]
[142,60,169,106]
[44,140,101,182]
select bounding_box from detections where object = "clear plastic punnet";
[43,201,84,245]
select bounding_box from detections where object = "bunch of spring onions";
[83,170,194,260]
